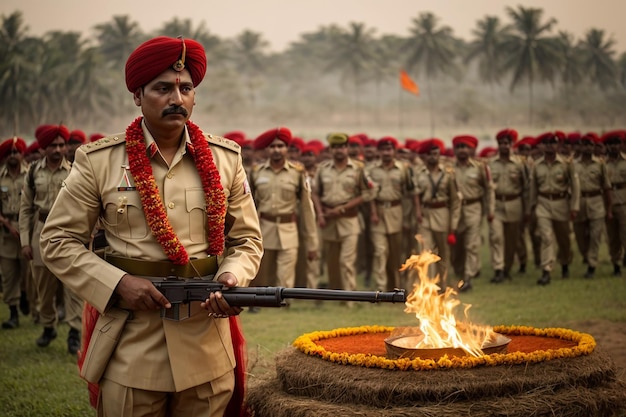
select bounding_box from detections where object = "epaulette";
[445,166,455,174]
[318,159,334,169]
[207,134,241,154]
[81,134,126,154]
[288,160,305,172]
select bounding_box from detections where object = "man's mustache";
[162,106,188,117]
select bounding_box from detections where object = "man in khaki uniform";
[368,137,421,291]
[603,130,626,276]
[451,135,494,292]
[19,125,82,352]
[40,37,262,417]
[529,132,580,285]
[512,136,537,273]
[249,127,318,289]
[0,137,29,329]
[572,133,611,278]
[414,139,461,290]
[312,133,375,294]
[488,129,529,283]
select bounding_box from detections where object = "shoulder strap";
[28,161,37,190]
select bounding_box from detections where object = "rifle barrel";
[279,288,406,303]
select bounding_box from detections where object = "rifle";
[152,278,406,320]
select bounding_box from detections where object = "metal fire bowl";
[384,332,511,360]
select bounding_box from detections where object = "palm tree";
[324,22,376,124]
[230,30,269,106]
[94,15,144,68]
[465,16,509,89]
[500,6,561,125]
[578,28,618,91]
[370,35,403,124]
[404,12,460,134]
[618,52,626,89]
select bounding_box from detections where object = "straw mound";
[246,347,626,417]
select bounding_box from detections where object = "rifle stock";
[152,279,406,320]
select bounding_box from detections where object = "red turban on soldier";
[496,129,518,143]
[35,124,70,149]
[90,133,105,142]
[417,139,445,155]
[25,141,40,156]
[302,144,320,156]
[377,136,399,149]
[290,137,306,151]
[223,131,246,146]
[254,127,292,150]
[452,135,478,149]
[125,36,207,92]
[69,130,87,144]
[0,137,27,160]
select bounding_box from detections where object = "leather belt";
[105,254,218,278]
[538,191,567,200]
[260,212,296,223]
[38,212,49,222]
[581,190,602,198]
[462,197,481,206]
[2,213,18,221]
[423,201,447,209]
[376,199,402,208]
[613,182,626,190]
[495,193,521,202]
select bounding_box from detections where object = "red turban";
[0,137,27,160]
[348,135,364,146]
[290,137,305,151]
[496,129,518,143]
[90,133,105,142]
[377,136,398,149]
[514,136,536,149]
[25,141,40,156]
[35,124,69,149]
[601,130,626,143]
[307,139,325,152]
[125,36,207,92]
[69,129,87,144]
[302,144,320,156]
[566,132,581,143]
[581,132,600,143]
[452,135,478,149]
[223,131,246,146]
[478,147,498,158]
[536,132,560,144]
[417,139,445,155]
[254,127,292,150]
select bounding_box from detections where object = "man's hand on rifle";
[115,274,172,311]
[201,272,243,318]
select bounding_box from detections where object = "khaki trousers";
[573,217,606,267]
[254,247,298,288]
[99,370,234,417]
[31,263,82,330]
[371,231,403,291]
[420,228,449,288]
[452,220,482,280]
[0,256,27,306]
[323,234,358,291]
[489,219,521,273]
[536,217,572,271]
[606,204,626,264]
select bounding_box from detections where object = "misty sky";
[3,0,626,52]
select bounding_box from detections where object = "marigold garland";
[125,117,226,264]
[292,325,596,371]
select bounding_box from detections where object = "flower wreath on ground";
[292,325,596,371]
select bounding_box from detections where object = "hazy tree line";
[1,6,625,141]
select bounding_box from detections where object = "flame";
[400,247,494,357]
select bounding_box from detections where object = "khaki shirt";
[250,160,317,251]
[605,153,626,207]
[415,165,461,233]
[368,160,415,234]
[40,123,263,392]
[0,163,28,256]
[529,154,581,221]
[574,157,611,221]
[489,155,529,222]
[454,158,495,221]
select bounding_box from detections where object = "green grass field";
[1,242,625,416]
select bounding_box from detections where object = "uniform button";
[168,202,175,209]
[167,173,174,179]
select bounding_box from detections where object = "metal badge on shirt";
[118,165,136,191]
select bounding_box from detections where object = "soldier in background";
[414,139,461,290]
[288,137,305,162]
[312,133,375,296]
[66,129,87,163]
[488,129,529,283]
[603,130,626,276]
[451,135,494,292]
[368,137,421,291]
[529,132,580,285]
[0,137,29,329]
[572,132,611,279]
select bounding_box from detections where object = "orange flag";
[400,70,419,96]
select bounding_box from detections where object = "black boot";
[457,279,473,292]
[67,328,80,355]
[2,305,19,329]
[19,291,30,316]
[561,264,569,279]
[537,270,551,286]
[584,267,595,279]
[518,263,526,274]
[36,327,57,347]
[490,270,505,284]
[614,263,622,277]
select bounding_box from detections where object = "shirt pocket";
[281,178,298,203]
[103,192,148,239]
[186,188,206,243]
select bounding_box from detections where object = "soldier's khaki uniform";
[0,163,28,310]
[40,126,263,396]
[453,159,494,281]
[250,160,317,288]
[572,157,610,268]
[415,165,461,288]
[295,164,323,289]
[529,155,580,273]
[314,158,374,291]
[368,160,416,291]
[19,157,82,331]
[605,153,626,266]
[488,155,529,276]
